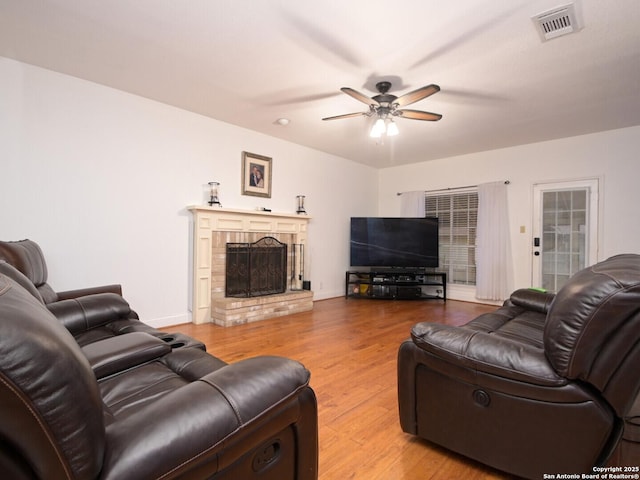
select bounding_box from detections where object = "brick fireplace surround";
[188,206,313,326]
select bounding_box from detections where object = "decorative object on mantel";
[207,181,221,207]
[296,195,307,214]
[241,151,272,198]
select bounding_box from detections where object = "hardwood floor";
[171,297,516,480]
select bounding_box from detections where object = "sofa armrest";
[411,322,565,386]
[56,284,123,300]
[82,332,171,379]
[199,355,311,425]
[506,288,555,314]
[101,356,313,480]
[47,293,133,335]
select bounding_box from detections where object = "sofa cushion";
[410,299,560,386]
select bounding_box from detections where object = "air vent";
[532,3,581,41]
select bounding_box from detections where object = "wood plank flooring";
[171,297,515,480]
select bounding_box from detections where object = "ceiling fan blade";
[322,112,367,121]
[394,84,440,107]
[396,109,442,121]
[341,87,379,106]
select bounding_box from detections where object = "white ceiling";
[1,0,639,168]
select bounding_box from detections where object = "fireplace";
[226,237,287,297]
[188,206,313,326]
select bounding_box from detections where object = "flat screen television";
[350,217,439,269]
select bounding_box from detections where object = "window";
[425,189,478,285]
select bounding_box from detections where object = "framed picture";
[241,151,272,198]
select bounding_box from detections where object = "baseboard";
[145,313,190,329]
[311,289,343,301]
[446,284,502,305]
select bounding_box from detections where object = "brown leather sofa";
[398,254,640,479]
[0,239,200,348]
[0,264,318,479]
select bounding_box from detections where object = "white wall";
[378,126,640,296]
[5,56,638,320]
[0,57,378,326]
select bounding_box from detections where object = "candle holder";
[296,195,307,214]
[208,181,221,207]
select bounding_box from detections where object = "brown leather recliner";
[0,240,198,348]
[398,254,640,479]
[0,269,318,480]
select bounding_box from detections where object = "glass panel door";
[532,179,599,292]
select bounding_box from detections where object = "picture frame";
[241,151,272,198]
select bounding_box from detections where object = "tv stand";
[345,270,446,301]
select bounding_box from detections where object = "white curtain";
[400,191,425,217]
[476,181,511,301]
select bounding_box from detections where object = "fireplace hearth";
[226,236,287,297]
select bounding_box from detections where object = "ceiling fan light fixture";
[325,81,441,139]
[370,117,386,138]
[386,119,399,136]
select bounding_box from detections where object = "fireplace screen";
[225,236,287,297]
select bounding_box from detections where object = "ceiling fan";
[322,81,442,137]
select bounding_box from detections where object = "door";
[532,179,599,292]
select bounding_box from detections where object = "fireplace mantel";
[188,206,311,324]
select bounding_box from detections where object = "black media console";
[345,270,446,301]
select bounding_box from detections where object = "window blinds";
[425,190,478,285]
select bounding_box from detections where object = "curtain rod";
[397,180,510,196]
